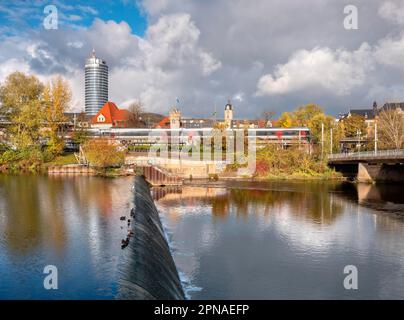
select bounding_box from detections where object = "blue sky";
[0,0,148,36]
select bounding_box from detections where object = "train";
[83,127,311,147]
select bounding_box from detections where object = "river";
[0,175,403,299]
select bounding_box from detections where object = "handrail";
[329,149,404,160]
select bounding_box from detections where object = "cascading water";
[117,176,185,300]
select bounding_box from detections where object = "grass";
[46,153,77,166]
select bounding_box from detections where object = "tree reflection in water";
[154,181,346,226]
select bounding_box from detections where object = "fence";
[329,149,404,160]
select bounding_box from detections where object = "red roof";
[155,116,170,128]
[91,102,133,126]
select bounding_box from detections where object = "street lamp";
[357,129,362,153]
[374,122,378,155]
[321,122,324,159]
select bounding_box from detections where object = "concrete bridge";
[328,149,404,182]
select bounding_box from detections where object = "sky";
[1,0,404,118]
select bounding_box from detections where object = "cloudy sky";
[1,0,404,118]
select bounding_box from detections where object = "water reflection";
[154,181,404,299]
[0,175,133,299]
[154,182,345,225]
[1,175,404,299]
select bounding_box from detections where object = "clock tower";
[224,100,233,129]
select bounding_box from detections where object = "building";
[381,102,404,114]
[85,49,108,116]
[338,101,404,151]
[224,100,233,129]
[164,100,268,130]
[340,101,404,133]
[91,102,135,129]
[64,112,92,128]
[169,108,181,129]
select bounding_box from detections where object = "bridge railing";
[329,149,404,160]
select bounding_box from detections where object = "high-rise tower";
[85,49,108,115]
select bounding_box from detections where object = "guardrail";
[329,149,404,160]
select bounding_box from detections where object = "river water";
[0,175,403,299]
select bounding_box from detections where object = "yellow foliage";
[82,139,125,168]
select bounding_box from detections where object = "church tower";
[169,107,181,129]
[224,100,233,129]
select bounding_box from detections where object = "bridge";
[328,149,404,182]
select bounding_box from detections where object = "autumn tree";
[278,112,294,128]
[8,100,44,150]
[341,114,367,138]
[0,72,44,150]
[42,75,71,156]
[293,103,323,127]
[280,104,343,154]
[377,108,404,149]
[82,139,125,170]
[0,72,44,118]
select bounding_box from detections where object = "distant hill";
[139,112,166,128]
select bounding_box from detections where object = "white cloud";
[76,5,98,16]
[140,0,171,15]
[4,0,404,118]
[109,13,221,112]
[374,34,404,70]
[256,44,373,96]
[378,0,404,25]
[0,58,30,80]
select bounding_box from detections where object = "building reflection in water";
[154,181,404,299]
[154,182,345,226]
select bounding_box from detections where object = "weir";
[117,176,185,300]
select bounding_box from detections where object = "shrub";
[82,139,125,169]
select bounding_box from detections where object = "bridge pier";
[357,163,404,183]
[328,149,404,183]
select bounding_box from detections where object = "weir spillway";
[117,176,185,300]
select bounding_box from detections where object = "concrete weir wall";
[117,176,185,300]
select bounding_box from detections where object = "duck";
[121,238,130,249]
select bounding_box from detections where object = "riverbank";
[1,149,346,181]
